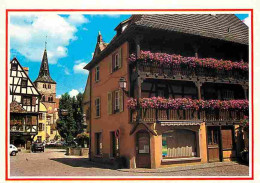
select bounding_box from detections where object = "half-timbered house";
[83,14,249,168]
[10,58,41,149]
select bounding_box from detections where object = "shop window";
[95,133,102,155]
[95,66,100,82]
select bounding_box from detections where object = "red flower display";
[129,51,249,71]
[127,97,249,111]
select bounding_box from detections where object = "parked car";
[31,143,44,152]
[9,144,18,156]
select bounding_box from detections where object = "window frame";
[22,96,31,106]
[21,78,28,88]
[114,90,120,113]
[95,66,100,82]
[112,52,120,72]
[95,97,101,118]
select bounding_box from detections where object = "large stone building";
[34,48,60,141]
[83,14,249,168]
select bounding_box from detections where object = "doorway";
[136,131,151,168]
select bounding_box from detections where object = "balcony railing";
[136,62,248,81]
[131,108,247,123]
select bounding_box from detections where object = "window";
[95,97,100,117]
[112,53,120,72]
[95,133,102,155]
[48,84,51,89]
[43,84,46,88]
[39,113,43,120]
[95,66,100,82]
[114,91,119,113]
[38,123,43,131]
[21,78,27,88]
[37,136,42,143]
[50,129,53,134]
[207,127,219,145]
[32,97,37,106]
[22,97,31,106]
[11,63,18,71]
[42,95,45,102]
[222,89,234,100]
[108,90,123,115]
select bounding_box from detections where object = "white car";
[9,144,18,156]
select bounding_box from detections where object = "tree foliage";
[56,92,84,143]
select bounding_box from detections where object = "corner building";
[84,14,249,168]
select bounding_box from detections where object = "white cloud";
[67,14,89,25]
[56,95,61,98]
[69,89,79,97]
[242,17,250,27]
[10,14,88,64]
[57,64,70,75]
[73,60,89,75]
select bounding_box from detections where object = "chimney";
[23,67,29,75]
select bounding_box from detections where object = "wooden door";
[136,131,151,168]
[207,127,221,162]
[221,127,236,160]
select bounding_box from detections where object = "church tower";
[34,48,57,124]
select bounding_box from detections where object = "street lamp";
[118,77,129,96]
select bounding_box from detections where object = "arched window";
[42,95,45,102]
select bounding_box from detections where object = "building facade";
[34,48,61,141]
[10,58,41,149]
[83,14,249,168]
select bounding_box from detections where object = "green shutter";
[108,92,112,115]
[119,90,124,112]
[118,47,122,69]
[108,55,112,73]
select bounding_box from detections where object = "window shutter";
[112,91,115,113]
[119,90,124,112]
[118,48,122,69]
[108,92,112,115]
[109,55,113,74]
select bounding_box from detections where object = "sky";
[9,13,249,98]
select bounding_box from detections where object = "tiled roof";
[85,14,248,70]
[34,49,56,84]
[132,14,248,45]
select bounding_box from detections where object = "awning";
[159,120,203,126]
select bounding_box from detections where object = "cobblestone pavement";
[10,148,249,177]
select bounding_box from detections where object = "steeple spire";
[34,47,56,84]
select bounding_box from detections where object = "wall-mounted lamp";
[118,77,129,96]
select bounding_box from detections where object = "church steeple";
[34,48,56,84]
